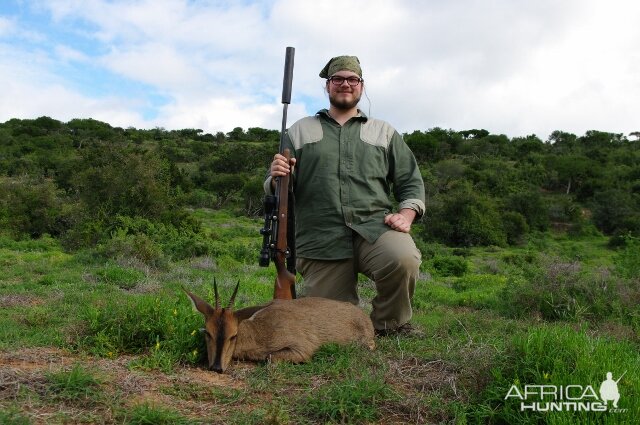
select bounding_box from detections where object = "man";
[265,55,425,335]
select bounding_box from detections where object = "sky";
[0,0,638,140]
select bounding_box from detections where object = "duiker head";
[184,279,240,373]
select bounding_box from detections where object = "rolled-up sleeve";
[389,132,426,217]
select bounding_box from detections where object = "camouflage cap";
[319,55,362,78]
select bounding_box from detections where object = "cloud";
[1,0,639,138]
[0,16,15,36]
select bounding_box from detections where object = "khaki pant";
[297,230,421,331]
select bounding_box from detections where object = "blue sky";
[1,0,639,139]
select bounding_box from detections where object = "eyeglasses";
[328,76,363,86]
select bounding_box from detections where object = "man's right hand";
[270,153,296,191]
[270,153,296,178]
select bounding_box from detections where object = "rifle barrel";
[281,47,295,104]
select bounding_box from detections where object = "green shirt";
[265,110,425,260]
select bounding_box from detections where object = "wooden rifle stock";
[273,149,295,299]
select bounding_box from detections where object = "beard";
[329,90,362,110]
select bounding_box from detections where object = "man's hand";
[384,209,417,233]
[270,153,296,190]
[270,153,296,177]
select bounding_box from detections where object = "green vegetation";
[1,117,639,423]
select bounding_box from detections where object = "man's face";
[327,71,363,110]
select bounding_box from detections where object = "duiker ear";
[183,287,215,317]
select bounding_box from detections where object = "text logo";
[505,372,627,413]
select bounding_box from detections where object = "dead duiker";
[184,281,375,373]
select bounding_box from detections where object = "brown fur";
[185,285,375,373]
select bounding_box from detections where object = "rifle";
[259,47,296,300]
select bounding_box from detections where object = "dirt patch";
[0,347,256,424]
[0,347,69,370]
[387,357,459,396]
[0,294,44,308]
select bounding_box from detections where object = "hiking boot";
[375,322,424,337]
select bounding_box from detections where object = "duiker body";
[185,282,375,373]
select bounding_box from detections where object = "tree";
[548,130,577,154]
[404,130,439,163]
[591,189,640,235]
[424,182,507,247]
[0,177,69,238]
[545,154,598,195]
[504,190,549,231]
[73,145,174,221]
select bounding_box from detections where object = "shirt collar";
[317,109,368,123]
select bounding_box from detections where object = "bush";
[505,190,549,231]
[72,144,180,222]
[80,291,204,370]
[99,232,167,268]
[499,256,639,326]
[424,183,507,247]
[95,264,146,290]
[102,215,208,262]
[591,189,640,235]
[501,211,529,245]
[0,176,71,238]
[614,235,640,279]
[428,255,469,277]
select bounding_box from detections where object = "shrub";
[80,292,204,370]
[506,189,549,231]
[591,189,640,235]
[95,264,146,290]
[104,215,208,262]
[424,183,507,247]
[99,232,167,268]
[501,211,529,245]
[614,235,640,279]
[73,145,175,221]
[0,176,71,238]
[428,255,469,277]
[499,256,639,326]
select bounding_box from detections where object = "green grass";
[120,403,193,425]
[0,407,31,425]
[1,212,639,424]
[472,324,640,424]
[45,363,103,402]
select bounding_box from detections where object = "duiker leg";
[356,230,421,331]
[268,347,309,363]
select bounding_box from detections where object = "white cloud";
[54,44,89,62]
[2,0,639,138]
[101,43,205,90]
[0,16,15,36]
